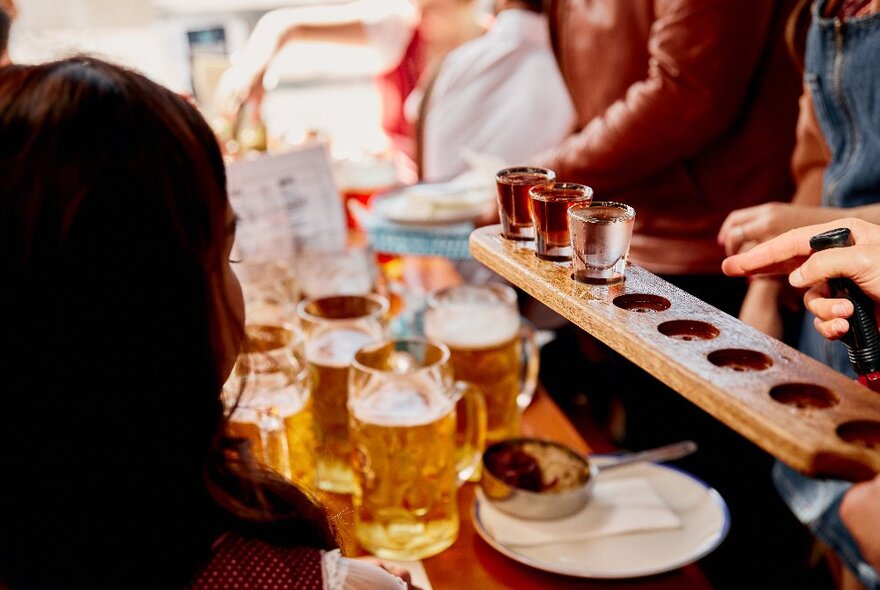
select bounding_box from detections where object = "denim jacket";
[806,1,880,208]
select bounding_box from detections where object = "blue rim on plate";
[472,457,731,579]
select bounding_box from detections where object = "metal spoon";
[596,440,698,473]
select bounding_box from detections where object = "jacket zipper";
[826,18,859,203]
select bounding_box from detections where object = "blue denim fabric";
[774,464,880,589]
[805,2,880,208]
[776,5,880,588]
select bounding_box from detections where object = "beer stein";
[424,283,539,445]
[297,294,388,493]
[233,259,299,326]
[349,339,486,559]
[226,324,314,489]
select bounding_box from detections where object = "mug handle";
[259,411,293,480]
[452,381,487,485]
[517,319,540,411]
[230,407,293,481]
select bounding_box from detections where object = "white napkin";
[479,477,683,547]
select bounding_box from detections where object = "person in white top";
[419,0,575,182]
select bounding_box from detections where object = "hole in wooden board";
[612,294,671,313]
[707,348,773,372]
[658,320,720,341]
[770,383,838,409]
[837,421,880,450]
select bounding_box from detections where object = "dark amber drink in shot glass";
[529,182,593,261]
[495,167,556,240]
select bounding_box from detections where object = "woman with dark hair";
[0,57,412,589]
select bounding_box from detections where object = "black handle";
[809,228,880,375]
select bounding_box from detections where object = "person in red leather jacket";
[537,0,801,308]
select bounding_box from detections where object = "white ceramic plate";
[372,183,492,227]
[473,458,730,579]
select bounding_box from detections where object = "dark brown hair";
[785,0,813,71]
[0,57,334,588]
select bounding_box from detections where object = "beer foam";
[306,329,375,367]
[351,378,452,427]
[233,385,309,422]
[425,304,519,349]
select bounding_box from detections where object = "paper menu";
[226,143,346,261]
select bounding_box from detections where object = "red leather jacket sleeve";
[538,0,779,192]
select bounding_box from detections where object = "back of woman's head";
[0,57,235,587]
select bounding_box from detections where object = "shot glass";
[495,167,555,240]
[569,201,636,284]
[529,182,593,261]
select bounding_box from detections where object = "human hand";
[722,218,880,340]
[840,474,880,571]
[361,558,424,590]
[213,11,296,118]
[717,202,831,256]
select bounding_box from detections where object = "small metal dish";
[480,438,594,520]
[480,438,698,520]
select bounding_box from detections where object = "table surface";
[320,390,713,590]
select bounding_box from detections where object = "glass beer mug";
[234,259,300,326]
[349,339,486,560]
[424,284,539,445]
[297,294,389,493]
[226,324,315,489]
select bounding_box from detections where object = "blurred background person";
[216,0,485,182]
[0,0,15,66]
[417,0,574,182]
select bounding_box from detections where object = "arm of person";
[718,88,830,256]
[738,277,786,338]
[535,0,779,193]
[323,551,421,590]
[215,0,414,116]
[841,475,880,572]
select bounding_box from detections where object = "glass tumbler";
[495,167,555,240]
[568,201,636,284]
[529,182,593,261]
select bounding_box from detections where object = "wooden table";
[320,390,713,590]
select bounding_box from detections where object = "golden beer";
[298,294,388,494]
[305,328,378,493]
[350,381,459,560]
[228,398,315,488]
[425,285,534,445]
[349,339,485,560]
[226,324,316,489]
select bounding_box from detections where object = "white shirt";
[420,10,576,182]
[322,550,407,589]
